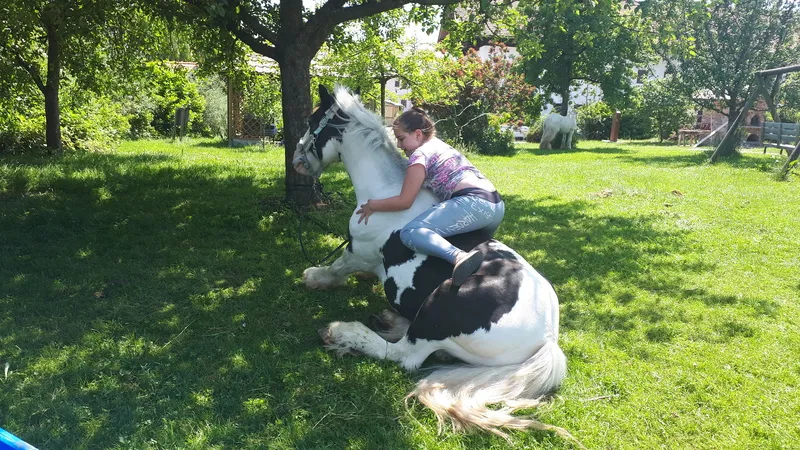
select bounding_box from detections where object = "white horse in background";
[540,114,578,150]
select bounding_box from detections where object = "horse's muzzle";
[292,157,307,175]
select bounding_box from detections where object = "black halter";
[293,104,339,178]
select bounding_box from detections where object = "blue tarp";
[0,428,37,450]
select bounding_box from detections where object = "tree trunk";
[711,88,759,162]
[769,74,782,121]
[559,84,570,116]
[755,74,780,122]
[280,53,322,205]
[44,18,61,152]
[380,78,386,123]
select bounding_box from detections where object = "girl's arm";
[356,164,425,224]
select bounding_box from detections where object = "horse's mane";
[331,85,407,177]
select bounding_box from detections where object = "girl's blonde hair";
[393,107,436,138]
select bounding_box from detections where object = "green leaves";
[514,0,647,113]
[649,0,799,120]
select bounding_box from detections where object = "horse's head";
[292,85,350,178]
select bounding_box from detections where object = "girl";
[356,108,505,286]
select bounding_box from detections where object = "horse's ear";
[318,85,332,104]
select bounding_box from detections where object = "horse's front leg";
[302,246,378,289]
[319,321,439,371]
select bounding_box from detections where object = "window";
[394,80,400,88]
[636,69,648,84]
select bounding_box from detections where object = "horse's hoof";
[303,267,345,289]
[369,313,390,332]
[303,267,328,289]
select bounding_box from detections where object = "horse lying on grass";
[540,114,578,150]
[292,85,578,443]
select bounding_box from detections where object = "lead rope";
[287,180,351,266]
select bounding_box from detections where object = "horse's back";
[381,228,493,316]
[383,235,559,361]
[545,113,576,130]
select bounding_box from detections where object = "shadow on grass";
[190,139,230,149]
[496,193,780,342]
[517,145,634,156]
[615,150,713,168]
[0,148,782,448]
[608,143,785,173]
[0,150,412,449]
[617,140,679,147]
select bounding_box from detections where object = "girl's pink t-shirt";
[407,137,485,201]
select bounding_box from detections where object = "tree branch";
[181,0,278,59]
[574,76,601,85]
[11,50,45,92]
[237,4,281,46]
[228,24,277,59]
[322,0,460,29]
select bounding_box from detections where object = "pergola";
[226,56,280,147]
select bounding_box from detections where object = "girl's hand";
[356,200,375,225]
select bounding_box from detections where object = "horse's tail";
[540,122,556,149]
[408,340,582,446]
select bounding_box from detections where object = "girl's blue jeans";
[399,193,505,264]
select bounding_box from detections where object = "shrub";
[473,126,516,156]
[198,75,228,139]
[0,114,47,154]
[0,77,47,153]
[120,87,157,139]
[61,102,128,151]
[60,83,130,151]
[426,107,516,156]
[577,101,613,140]
[421,45,535,156]
[576,97,657,141]
[526,115,545,143]
[0,77,129,153]
[619,107,654,140]
[146,63,206,137]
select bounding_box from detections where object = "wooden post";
[609,111,621,142]
[227,76,234,147]
[756,64,800,77]
[778,140,800,179]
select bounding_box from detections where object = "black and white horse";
[292,86,570,440]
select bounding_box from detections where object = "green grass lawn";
[1,138,798,449]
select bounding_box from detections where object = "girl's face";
[393,126,426,156]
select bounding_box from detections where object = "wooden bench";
[677,129,710,146]
[761,121,799,154]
